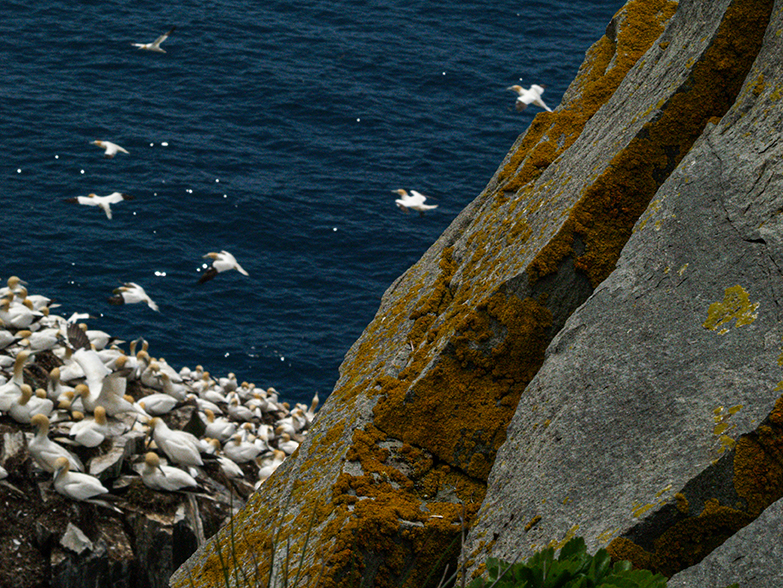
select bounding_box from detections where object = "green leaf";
[587,549,612,582]
[559,537,587,561]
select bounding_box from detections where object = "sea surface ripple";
[1,0,622,404]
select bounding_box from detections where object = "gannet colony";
[0,274,318,585]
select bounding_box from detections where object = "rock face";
[464,0,783,583]
[172,0,783,587]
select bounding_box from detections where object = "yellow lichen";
[703,285,760,332]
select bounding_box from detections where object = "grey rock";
[59,523,93,555]
[464,0,783,581]
[667,497,783,588]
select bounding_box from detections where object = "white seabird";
[108,282,159,312]
[131,27,175,53]
[65,192,134,219]
[29,414,85,473]
[148,417,204,467]
[506,84,552,112]
[68,406,111,447]
[52,456,108,501]
[392,189,438,215]
[197,250,249,284]
[9,384,53,424]
[139,452,198,492]
[91,140,130,159]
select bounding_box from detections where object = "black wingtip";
[197,267,218,285]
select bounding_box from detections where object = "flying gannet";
[392,189,438,215]
[132,27,176,53]
[108,282,159,312]
[506,84,552,112]
[65,192,134,219]
[197,250,249,284]
[91,140,130,158]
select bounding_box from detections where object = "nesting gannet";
[277,432,300,455]
[257,449,286,484]
[223,433,262,464]
[29,414,85,473]
[108,282,159,312]
[53,457,108,501]
[392,189,438,215]
[65,192,134,219]
[148,417,204,467]
[506,84,552,112]
[138,393,178,416]
[139,452,198,492]
[132,27,175,53]
[0,297,41,329]
[0,276,26,297]
[201,408,236,442]
[68,406,111,447]
[10,384,53,423]
[0,350,31,411]
[197,250,249,284]
[16,327,63,352]
[91,140,130,158]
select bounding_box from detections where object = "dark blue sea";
[1,1,622,406]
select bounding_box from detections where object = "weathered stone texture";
[464,0,783,582]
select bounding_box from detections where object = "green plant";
[467,537,667,588]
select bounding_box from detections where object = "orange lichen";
[529,0,772,287]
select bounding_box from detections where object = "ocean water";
[1,0,622,405]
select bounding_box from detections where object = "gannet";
[108,282,159,312]
[223,433,262,463]
[201,408,236,442]
[138,393,178,416]
[506,84,552,112]
[72,348,111,400]
[0,276,26,297]
[131,27,175,53]
[68,406,111,447]
[392,189,438,215]
[29,414,85,473]
[148,417,204,467]
[277,432,300,455]
[139,452,198,492]
[0,297,41,329]
[10,384,53,423]
[53,457,109,501]
[227,396,254,422]
[197,250,249,284]
[256,449,286,484]
[0,350,31,411]
[91,140,130,158]
[16,327,63,352]
[65,192,134,219]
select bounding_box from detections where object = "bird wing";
[534,98,552,112]
[103,192,127,204]
[515,100,529,112]
[153,27,175,47]
[197,267,218,284]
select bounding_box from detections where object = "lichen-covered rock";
[170,0,783,585]
[667,497,783,588]
[463,0,783,581]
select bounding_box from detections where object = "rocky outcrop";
[172,0,783,587]
[463,0,783,583]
